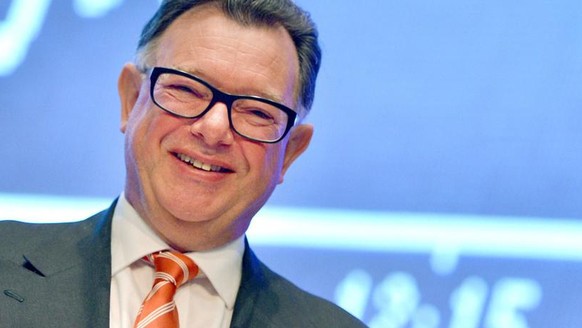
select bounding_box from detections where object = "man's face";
[118,4,312,251]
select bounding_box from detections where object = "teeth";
[177,153,223,172]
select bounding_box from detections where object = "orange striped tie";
[134,251,199,328]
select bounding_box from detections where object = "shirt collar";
[111,193,245,309]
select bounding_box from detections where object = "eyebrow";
[173,65,291,106]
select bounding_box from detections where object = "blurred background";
[2,0,582,326]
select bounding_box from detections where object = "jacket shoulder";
[0,220,77,258]
[261,262,366,327]
[235,245,367,328]
[0,214,106,257]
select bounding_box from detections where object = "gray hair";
[136,0,321,118]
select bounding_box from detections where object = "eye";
[249,108,274,120]
[167,83,205,99]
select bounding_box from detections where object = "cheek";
[126,110,150,155]
[125,105,167,167]
[252,144,286,182]
[124,95,150,138]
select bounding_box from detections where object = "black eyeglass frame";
[147,66,298,144]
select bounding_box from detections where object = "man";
[0,0,365,327]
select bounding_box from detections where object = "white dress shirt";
[109,194,245,328]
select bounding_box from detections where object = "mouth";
[175,153,233,173]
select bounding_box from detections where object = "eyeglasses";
[147,66,298,143]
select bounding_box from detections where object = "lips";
[175,153,232,173]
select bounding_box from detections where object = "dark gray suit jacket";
[0,201,366,327]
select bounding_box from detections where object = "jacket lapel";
[230,240,275,328]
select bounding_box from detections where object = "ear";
[118,63,144,133]
[278,123,314,184]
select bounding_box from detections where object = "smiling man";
[0,0,365,327]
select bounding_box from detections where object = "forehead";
[151,4,300,106]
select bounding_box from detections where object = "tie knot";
[145,251,199,287]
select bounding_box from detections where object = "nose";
[189,102,234,146]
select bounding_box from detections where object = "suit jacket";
[0,201,366,328]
